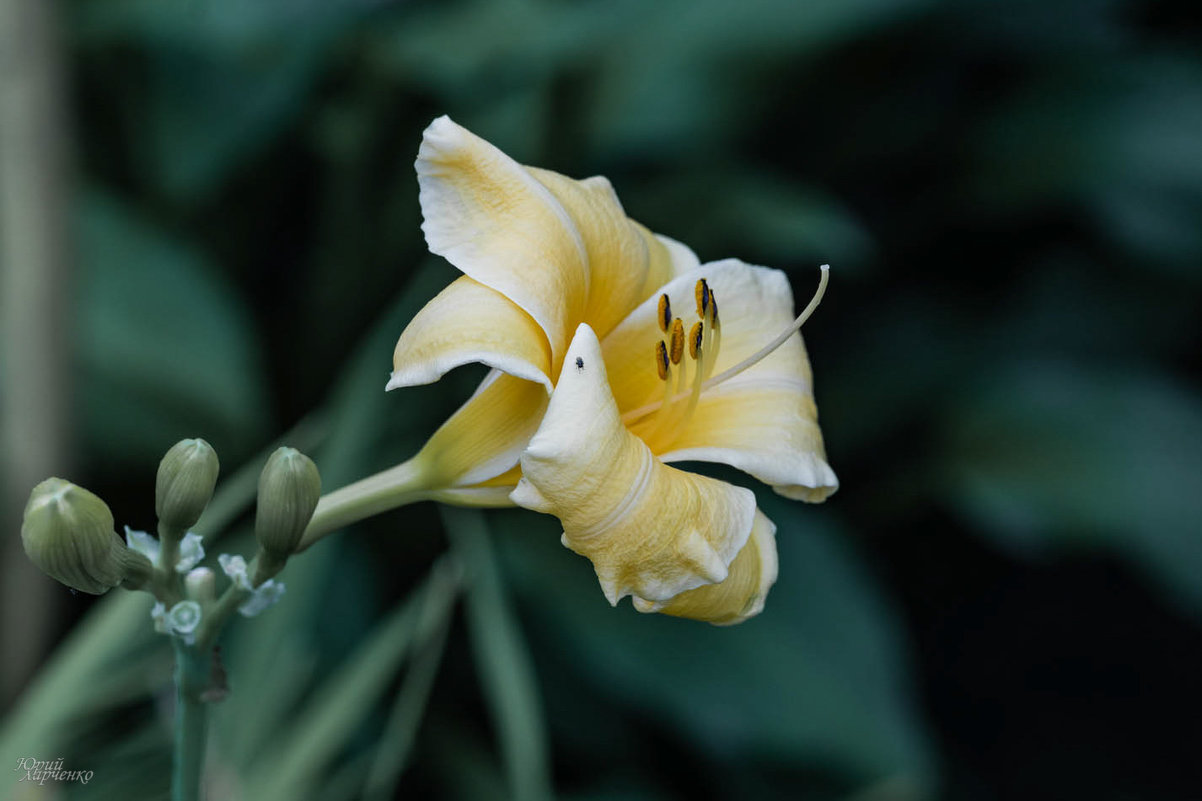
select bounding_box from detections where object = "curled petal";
[633,509,778,625]
[417,116,588,365]
[512,324,756,607]
[389,276,553,393]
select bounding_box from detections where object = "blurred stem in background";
[0,0,72,706]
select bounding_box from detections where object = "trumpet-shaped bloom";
[306,116,837,624]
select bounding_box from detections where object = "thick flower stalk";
[304,116,837,624]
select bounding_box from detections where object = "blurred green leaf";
[446,507,553,801]
[139,42,324,201]
[77,191,268,464]
[75,0,380,48]
[363,557,458,801]
[583,0,932,154]
[494,498,936,797]
[939,361,1202,615]
[974,56,1202,272]
[242,561,458,801]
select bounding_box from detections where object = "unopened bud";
[21,478,147,594]
[156,439,219,531]
[254,447,321,560]
[185,567,216,603]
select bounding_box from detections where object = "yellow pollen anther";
[655,341,670,381]
[694,278,710,318]
[669,319,684,364]
[710,295,719,328]
[688,322,703,360]
[657,294,671,333]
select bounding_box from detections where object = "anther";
[688,322,703,360]
[657,294,672,333]
[669,319,684,365]
[654,341,670,381]
[695,279,710,318]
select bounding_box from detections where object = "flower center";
[642,278,722,446]
[623,265,830,447]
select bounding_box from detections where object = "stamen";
[694,278,710,318]
[688,322,703,361]
[654,341,669,381]
[669,319,684,365]
[623,265,830,425]
[682,317,707,427]
[707,294,721,377]
[647,340,687,446]
[657,294,671,333]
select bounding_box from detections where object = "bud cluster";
[20,438,323,650]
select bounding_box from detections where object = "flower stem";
[298,458,431,551]
[171,639,211,801]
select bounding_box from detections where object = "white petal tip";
[598,578,623,607]
[509,480,553,514]
[632,596,664,614]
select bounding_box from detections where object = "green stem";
[194,583,250,651]
[298,458,430,551]
[297,455,520,553]
[159,522,183,575]
[172,639,212,801]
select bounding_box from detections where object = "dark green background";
[3,0,1202,799]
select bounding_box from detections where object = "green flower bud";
[184,567,216,603]
[21,478,145,594]
[255,447,321,560]
[156,439,219,531]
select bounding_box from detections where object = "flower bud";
[254,447,321,560]
[21,478,132,594]
[185,567,216,603]
[156,439,219,531]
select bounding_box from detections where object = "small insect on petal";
[575,356,584,370]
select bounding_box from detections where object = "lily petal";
[603,259,837,500]
[643,230,701,291]
[388,276,553,393]
[512,324,756,607]
[413,370,548,488]
[417,116,589,365]
[632,509,778,625]
[530,170,699,339]
[659,379,839,502]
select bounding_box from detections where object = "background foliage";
[3,0,1202,799]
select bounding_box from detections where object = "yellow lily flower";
[304,116,837,624]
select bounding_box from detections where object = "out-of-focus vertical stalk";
[0,0,73,705]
